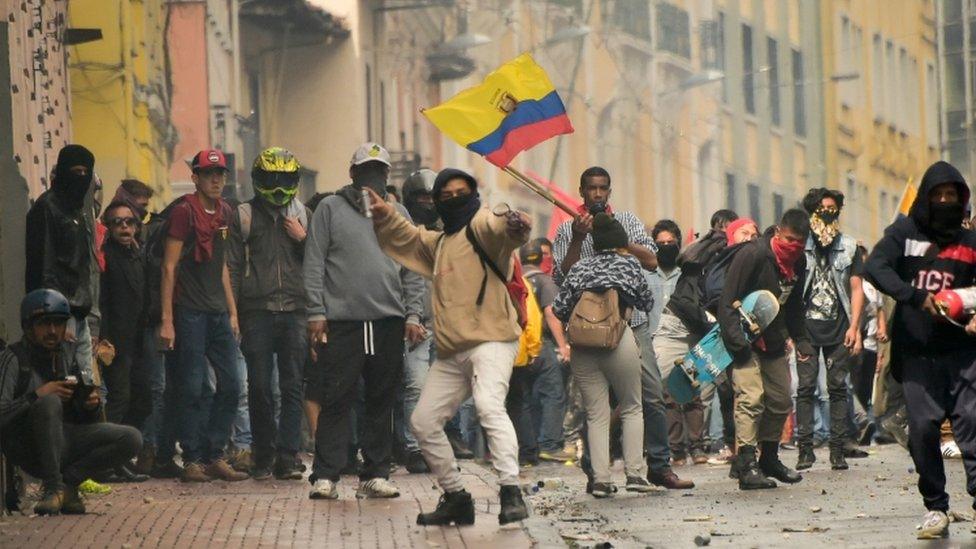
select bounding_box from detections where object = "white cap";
[350,142,391,167]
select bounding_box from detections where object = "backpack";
[464,225,529,329]
[514,276,543,366]
[143,196,193,323]
[700,241,750,314]
[566,288,631,350]
[236,199,308,277]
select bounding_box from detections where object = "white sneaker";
[309,479,338,500]
[917,510,949,539]
[941,440,963,459]
[356,477,400,499]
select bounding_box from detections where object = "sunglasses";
[107,217,138,228]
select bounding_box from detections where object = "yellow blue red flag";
[423,53,574,167]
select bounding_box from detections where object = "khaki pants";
[732,351,793,448]
[410,341,520,492]
[572,329,646,483]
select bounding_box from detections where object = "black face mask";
[656,243,680,270]
[352,165,388,195]
[52,172,92,212]
[929,202,966,245]
[588,201,608,215]
[407,202,440,229]
[436,193,481,234]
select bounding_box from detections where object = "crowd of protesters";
[2,141,976,538]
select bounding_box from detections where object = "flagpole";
[501,166,579,217]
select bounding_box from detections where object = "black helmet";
[402,169,437,203]
[20,289,71,328]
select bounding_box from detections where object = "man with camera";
[0,290,142,515]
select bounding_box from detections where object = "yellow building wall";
[822,0,938,243]
[68,0,171,204]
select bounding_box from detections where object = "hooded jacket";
[865,161,976,369]
[663,228,728,337]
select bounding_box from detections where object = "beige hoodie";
[374,208,527,358]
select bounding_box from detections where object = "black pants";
[506,362,540,462]
[102,338,153,429]
[851,349,877,411]
[902,350,976,512]
[240,311,307,468]
[310,318,404,482]
[2,395,142,491]
[716,375,735,448]
[796,344,853,449]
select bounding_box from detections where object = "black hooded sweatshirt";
[865,161,976,371]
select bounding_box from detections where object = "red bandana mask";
[770,236,804,280]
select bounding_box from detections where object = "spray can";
[362,189,372,218]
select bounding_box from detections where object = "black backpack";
[143,196,193,323]
[700,241,751,314]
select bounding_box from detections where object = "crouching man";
[0,289,141,515]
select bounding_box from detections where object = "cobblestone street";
[1,445,974,548]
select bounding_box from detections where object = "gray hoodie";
[304,190,424,322]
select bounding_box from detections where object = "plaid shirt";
[552,210,657,326]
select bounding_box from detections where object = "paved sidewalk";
[0,462,538,548]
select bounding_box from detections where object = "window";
[926,62,939,146]
[748,183,761,224]
[718,12,727,102]
[792,48,806,136]
[872,34,884,119]
[742,23,754,114]
[610,0,651,40]
[773,192,784,221]
[365,64,372,140]
[884,40,895,122]
[898,47,908,131]
[725,172,737,210]
[879,189,888,228]
[657,2,691,58]
[700,19,721,69]
[768,36,780,126]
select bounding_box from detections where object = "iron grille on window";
[656,2,690,58]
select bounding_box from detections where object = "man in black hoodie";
[719,209,812,490]
[865,160,976,540]
[25,145,98,378]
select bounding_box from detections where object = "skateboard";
[667,290,780,405]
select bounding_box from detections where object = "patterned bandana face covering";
[810,206,840,248]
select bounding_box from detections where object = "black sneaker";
[796,445,816,470]
[274,461,305,481]
[830,449,849,470]
[405,451,430,474]
[417,490,475,526]
[625,476,658,493]
[150,457,184,479]
[591,482,617,498]
[498,485,529,524]
[251,466,273,481]
[843,444,869,459]
[736,446,777,490]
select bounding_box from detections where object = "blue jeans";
[69,317,93,379]
[230,349,252,448]
[402,336,433,453]
[170,308,242,464]
[240,311,305,465]
[633,322,673,472]
[532,339,566,453]
[140,325,166,447]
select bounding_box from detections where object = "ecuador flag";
[423,54,574,168]
[894,177,917,220]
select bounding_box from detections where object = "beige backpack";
[566,288,632,350]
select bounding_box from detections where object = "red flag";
[524,169,582,240]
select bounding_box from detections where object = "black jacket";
[25,190,96,318]
[0,340,100,431]
[865,161,976,368]
[718,236,812,361]
[99,238,147,356]
[665,229,728,337]
[227,199,309,314]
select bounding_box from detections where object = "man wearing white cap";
[304,143,425,500]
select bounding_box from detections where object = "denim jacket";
[802,233,858,321]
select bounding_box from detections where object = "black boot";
[830,448,849,470]
[796,444,816,470]
[498,485,529,525]
[406,451,430,474]
[758,441,802,484]
[417,490,475,526]
[736,446,777,490]
[447,432,475,460]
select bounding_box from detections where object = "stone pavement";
[0,462,539,548]
[1,444,974,548]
